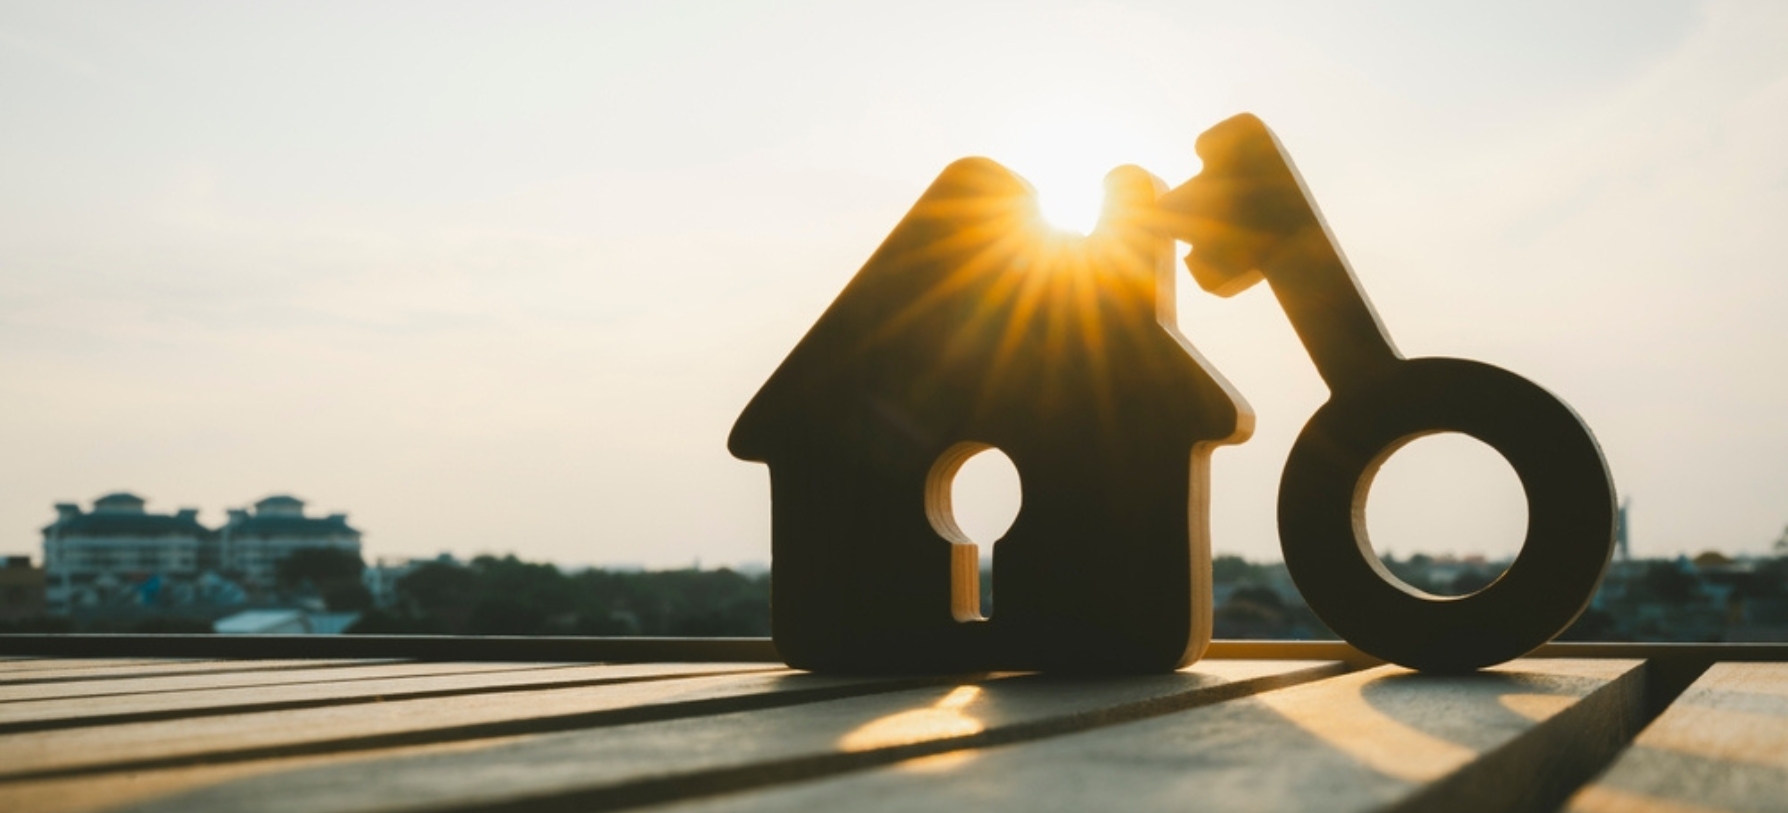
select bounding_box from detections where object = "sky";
[2,0,1785,569]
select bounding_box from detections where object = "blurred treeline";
[352,556,770,637]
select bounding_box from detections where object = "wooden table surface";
[0,640,1782,813]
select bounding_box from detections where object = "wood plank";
[0,661,600,702]
[1208,640,1788,664]
[0,662,778,732]
[0,658,205,676]
[1528,642,1788,663]
[1565,662,1788,813]
[6,638,1784,667]
[0,669,945,780]
[85,660,1346,813]
[0,659,399,685]
[0,732,596,813]
[0,634,780,663]
[0,661,583,703]
[619,659,1647,813]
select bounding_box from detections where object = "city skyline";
[12,488,1782,572]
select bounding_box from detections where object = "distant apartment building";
[40,492,365,612]
[220,495,362,590]
[40,493,211,613]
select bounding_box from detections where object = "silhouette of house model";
[731,159,1252,672]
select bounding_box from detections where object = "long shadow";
[0,671,956,783]
[1565,665,1788,813]
[100,663,1353,813]
[1352,659,1701,813]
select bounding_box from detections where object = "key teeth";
[1194,113,1280,169]
[1162,112,1312,296]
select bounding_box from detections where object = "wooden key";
[1155,114,1618,672]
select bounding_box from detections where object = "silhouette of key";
[1155,114,1617,672]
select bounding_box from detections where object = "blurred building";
[213,608,361,635]
[41,493,212,613]
[0,556,46,621]
[363,553,456,610]
[39,493,365,614]
[220,495,362,590]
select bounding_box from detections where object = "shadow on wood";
[731,160,1252,673]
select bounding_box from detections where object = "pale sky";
[3,0,1784,568]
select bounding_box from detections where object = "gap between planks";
[1566,662,1788,813]
[0,660,618,703]
[0,658,410,686]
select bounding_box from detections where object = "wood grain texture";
[731,160,1251,673]
[0,658,395,685]
[0,738,541,813]
[112,660,1344,813]
[0,662,775,732]
[1157,114,1616,672]
[0,658,190,674]
[7,636,1787,665]
[1566,663,1788,813]
[647,659,1645,813]
[0,660,599,702]
[0,650,1778,813]
[0,669,939,780]
[0,634,780,663]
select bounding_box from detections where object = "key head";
[1157,113,1322,297]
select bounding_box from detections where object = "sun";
[994,108,1149,235]
[1031,171,1108,236]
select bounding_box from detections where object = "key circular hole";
[1363,432,1526,597]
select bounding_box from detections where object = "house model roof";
[731,157,1249,462]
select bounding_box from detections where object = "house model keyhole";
[925,443,1021,622]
